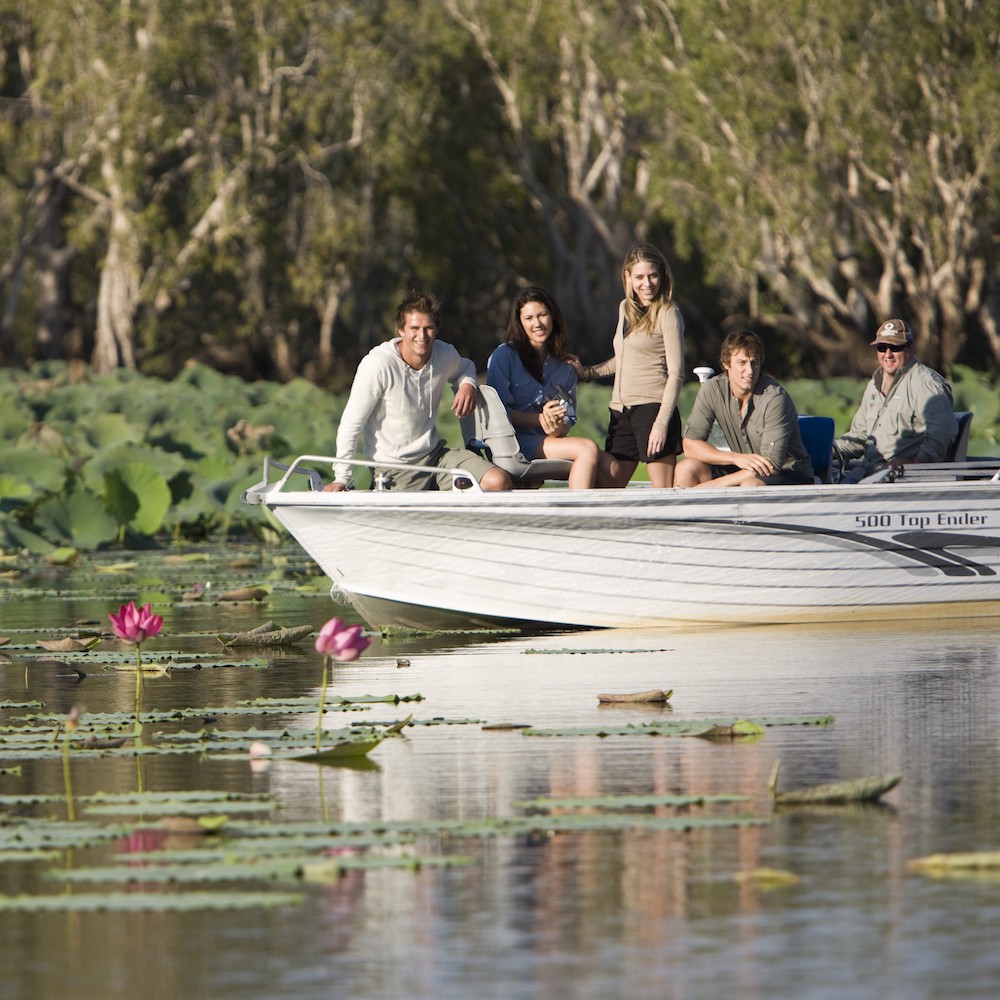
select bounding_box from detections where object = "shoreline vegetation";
[1,360,998,556]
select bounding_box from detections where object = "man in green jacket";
[833,319,957,483]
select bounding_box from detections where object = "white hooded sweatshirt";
[333,338,477,487]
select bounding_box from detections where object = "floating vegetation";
[48,852,474,888]
[290,736,385,764]
[525,647,675,655]
[219,811,770,841]
[768,760,901,805]
[732,867,802,888]
[0,891,305,913]
[10,649,269,670]
[2,545,836,919]
[218,586,269,602]
[907,851,1000,880]
[513,793,751,810]
[36,637,102,653]
[523,716,834,738]
[216,621,315,647]
[694,720,765,741]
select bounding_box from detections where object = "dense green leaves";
[2,1,998,381]
[1,360,999,552]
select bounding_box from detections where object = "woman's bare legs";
[539,436,600,489]
[646,456,676,488]
[607,459,638,488]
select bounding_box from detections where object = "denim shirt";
[487,344,578,459]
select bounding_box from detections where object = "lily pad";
[36,637,101,653]
[733,867,801,888]
[290,736,384,764]
[0,891,305,912]
[908,851,1000,874]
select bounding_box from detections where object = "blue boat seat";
[460,384,572,484]
[797,415,835,483]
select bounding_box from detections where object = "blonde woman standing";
[570,243,685,487]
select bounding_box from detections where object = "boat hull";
[252,479,1000,631]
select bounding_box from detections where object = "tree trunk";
[33,166,76,361]
[92,197,139,372]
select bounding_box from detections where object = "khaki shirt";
[835,358,956,467]
[684,373,813,477]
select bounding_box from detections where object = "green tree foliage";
[1,0,998,382]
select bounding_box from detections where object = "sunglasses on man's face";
[875,343,908,354]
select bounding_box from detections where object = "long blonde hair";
[621,243,674,335]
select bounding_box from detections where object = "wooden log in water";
[597,689,673,704]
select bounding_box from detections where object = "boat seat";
[797,415,836,483]
[460,385,573,483]
[946,411,973,462]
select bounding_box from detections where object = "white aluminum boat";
[243,453,1000,632]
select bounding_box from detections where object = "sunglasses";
[875,343,908,354]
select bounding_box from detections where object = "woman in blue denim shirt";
[487,287,618,489]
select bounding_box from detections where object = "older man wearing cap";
[833,318,958,483]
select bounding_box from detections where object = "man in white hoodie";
[324,292,512,492]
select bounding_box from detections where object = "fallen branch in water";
[217,622,314,647]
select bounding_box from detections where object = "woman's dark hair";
[503,286,570,382]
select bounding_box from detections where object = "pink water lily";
[109,601,164,645]
[314,617,371,752]
[315,617,370,662]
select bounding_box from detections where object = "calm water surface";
[1,554,999,1000]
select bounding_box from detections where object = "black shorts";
[605,403,682,462]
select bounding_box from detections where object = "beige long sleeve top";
[585,299,685,433]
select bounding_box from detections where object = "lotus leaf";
[522,715,834,737]
[0,474,34,503]
[0,448,67,492]
[218,811,769,842]
[514,793,751,810]
[77,411,145,451]
[32,484,119,549]
[0,400,32,439]
[79,441,185,495]
[0,891,305,912]
[103,462,172,535]
[42,546,80,566]
[82,799,276,817]
[0,519,54,553]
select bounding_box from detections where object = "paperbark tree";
[641,0,1000,372]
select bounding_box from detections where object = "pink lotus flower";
[109,601,164,645]
[315,617,370,662]
[313,618,370,752]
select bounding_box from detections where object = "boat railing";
[242,454,485,503]
[859,458,1000,485]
